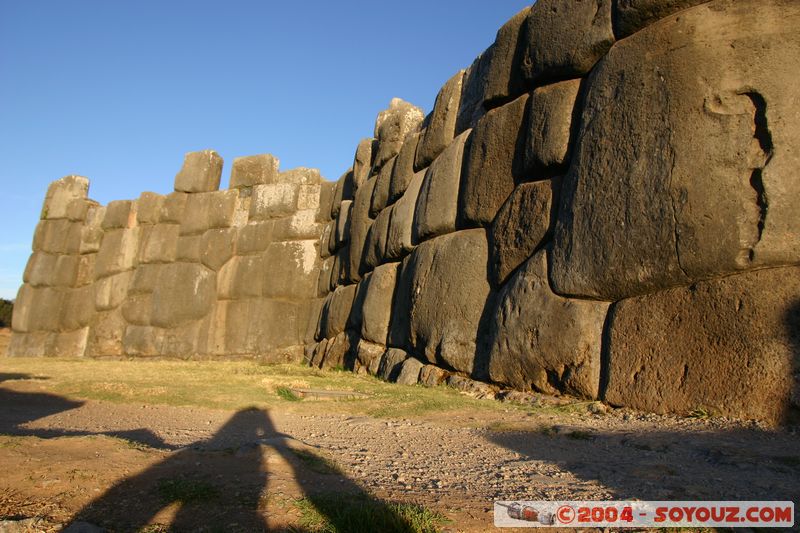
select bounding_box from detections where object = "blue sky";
[0,1,532,300]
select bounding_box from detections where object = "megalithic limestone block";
[41,175,89,220]
[415,71,464,170]
[352,138,374,192]
[389,131,421,204]
[605,265,800,425]
[524,79,582,172]
[487,251,609,399]
[612,0,711,39]
[229,154,280,189]
[174,150,224,193]
[359,262,399,345]
[372,98,424,171]
[482,6,531,107]
[551,0,800,301]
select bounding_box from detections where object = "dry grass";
[0,328,12,357]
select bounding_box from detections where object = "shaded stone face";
[551,0,800,301]
[415,71,464,170]
[487,251,609,399]
[605,266,800,425]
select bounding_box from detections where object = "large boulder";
[612,0,710,39]
[482,6,531,106]
[360,262,400,345]
[385,171,425,261]
[552,0,800,301]
[174,150,224,193]
[458,94,529,227]
[524,79,582,171]
[229,154,279,189]
[352,139,374,192]
[523,0,614,83]
[415,71,464,169]
[390,229,493,375]
[41,175,89,220]
[347,176,377,283]
[489,180,556,286]
[150,262,216,328]
[262,240,319,299]
[373,99,424,170]
[413,131,469,243]
[605,266,800,425]
[362,206,392,274]
[318,284,357,340]
[487,251,609,399]
[389,131,421,203]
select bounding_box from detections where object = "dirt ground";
[0,353,798,532]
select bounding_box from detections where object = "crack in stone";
[740,91,772,261]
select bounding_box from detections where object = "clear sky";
[0,1,532,300]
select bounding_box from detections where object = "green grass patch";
[157,477,219,504]
[292,492,447,533]
[276,386,302,402]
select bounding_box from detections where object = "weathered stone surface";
[75,255,96,287]
[483,6,531,106]
[378,348,408,381]
[80,206,106,254]
[159,192,188,223]
[358,262,399,345]
[129,264,162,294]
[389,132,421,204]
[370,156,395,216]
[249,183,299,221]
[86,309,127,356]
[487,251,609,399]
[160,320,201,357]
[390,229,493,375]
[139,224,180,264]
[613,0,710,38]
[330,169,353,219]
[305,298,325,344]
[605,266,800,425]
[262,240,318,299]
[347,176,377,283]
[229,154,279,189]
[319,330,356,370]
[181,190,238,235]
[7,331,50,357]
[12,285,61,332]
[385,171,425,261]
[272,210,321,241]
[361,206,392,274]
[237,221,273,255]
[102,200,137,230]
[200,228,236,270]
[523,0,614,83]
[319,222,333,259]
[332,245,350,288]
[232,194,251,229]
[297,184,321,211]
[217,255,263,299]
[395,357,424,385]
[150,263,216,328]
[416,72,464,170]
[123,325,164,356]
[41,175,89,220]
[95,228,140,278]
[34,219,82,255]
[94,271,133,311]
[318,284,357,340]
[552,0,800,300]
[373,98,424,170]
[458,94,529,227]
[525,79,582,171]
[335,200,352,249]
[121,293,152,326]
[413,131,469,243]
[456,51,491,135]
[174,150,224,193]
[317,256,335,298]
[419,364,449,387]
[316,180,336,223]
[24,252,57,287]
[489,180,556,286]
[136,192,165,225]
[356,339,385,375]
[280,167,322,185]
[352,138,374,191]
[49,328,90,357]
[175,235,201,262]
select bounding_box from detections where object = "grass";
[0,357,521,419]
[290,448,342,475]
[276,386,302,402]
[157,477,219,504]
[291,492,447,533]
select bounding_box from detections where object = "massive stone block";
[413,131,469,243]
[262,240,318,299]
[121,293,152,326]
[456,51,491,135]
[458,94,529,227]
[489,180,556,286]
[487,251,609,399]
[174,150,224,193]
[229,154,280,189]
[24,252,58,287]
[352,138,374,191]
[249,183,299,221]
[280,167,322,186]
[159,192,188,224]
[316,180,336,223]
[415,71,464,169]
[94,271,133,311]
[347,176,376,283]
[390,229,492,375]
[41,175,89,220]
[360,262,399,345]
[150,262,216,328]
[389,131,421,204]
[482,6,531,106]
[385,170,425,261]
[605,266,800,425]
[525,79,582,171]
[217,255,263,299]
[86,309,127,356]
[330,169,353,219]
[523,0,615,83]
[102,200,137,230]
[200,228,236,270]
[80,206,106,254]
[612,0,710,39]
[139,223,180,264]
[237,221,273,255]
[362,206,392,274]
[34,219,82,255]
[95,228,140,278]
[552,0,800,301]
[137,192,165,225]
[335,200,352,248]
[181,190,238,235]
[373,98,424,170]
[318,284,357,340]
[272,210,321,241]
[370,156,395,216]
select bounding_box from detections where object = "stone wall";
[9,0,800,424]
